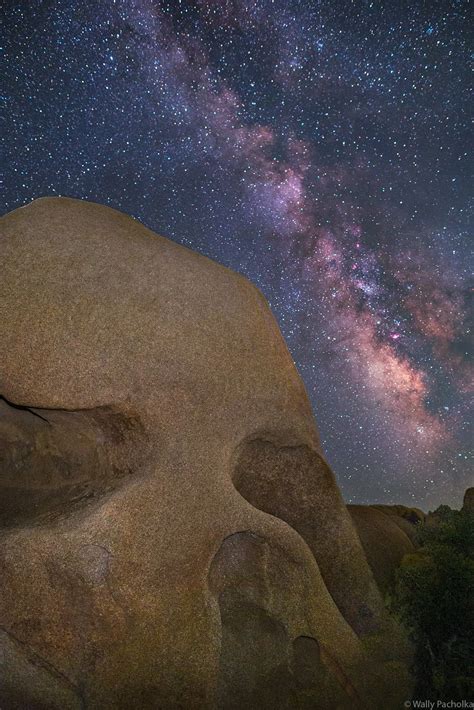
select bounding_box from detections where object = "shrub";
[392,505,474,700]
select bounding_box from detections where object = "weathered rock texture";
[0,197,412,709]
[348,505,424,594]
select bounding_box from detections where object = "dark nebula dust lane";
[2,0,472,509]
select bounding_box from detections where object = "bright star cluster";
[2,0,472,509]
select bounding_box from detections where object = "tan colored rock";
[348,505,421,594]
[372,505,425,539]
[0,197,412,709]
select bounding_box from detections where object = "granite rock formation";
[0,197,412,709]
[348,505,424,594]
[463,487,474,513]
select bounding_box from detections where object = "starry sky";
[2,0,472,509]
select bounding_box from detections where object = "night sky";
[3,0,472,509]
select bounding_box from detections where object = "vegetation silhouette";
[391,504,474,700]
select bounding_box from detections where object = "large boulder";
[462,488,474,513]
[0,198,412,709]
[348,505,423,594]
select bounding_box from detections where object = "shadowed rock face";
[348,505,424,594]
[0,197,412,709]
[463,488,474,513]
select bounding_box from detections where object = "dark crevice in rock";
[0,394,52,425]
[0,396,147,529]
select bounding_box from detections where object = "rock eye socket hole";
[0,395,144,527]
[230,437,380,636]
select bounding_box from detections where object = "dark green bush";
[392,506,474,700]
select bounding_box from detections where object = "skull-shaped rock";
[0,198,412,709]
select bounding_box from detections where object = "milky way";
[3,0,472,508]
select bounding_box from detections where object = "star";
[2,0,471,509]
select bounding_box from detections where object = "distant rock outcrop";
[463,487,474,513]
[348,505,423,594]
[0,198,412,709]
